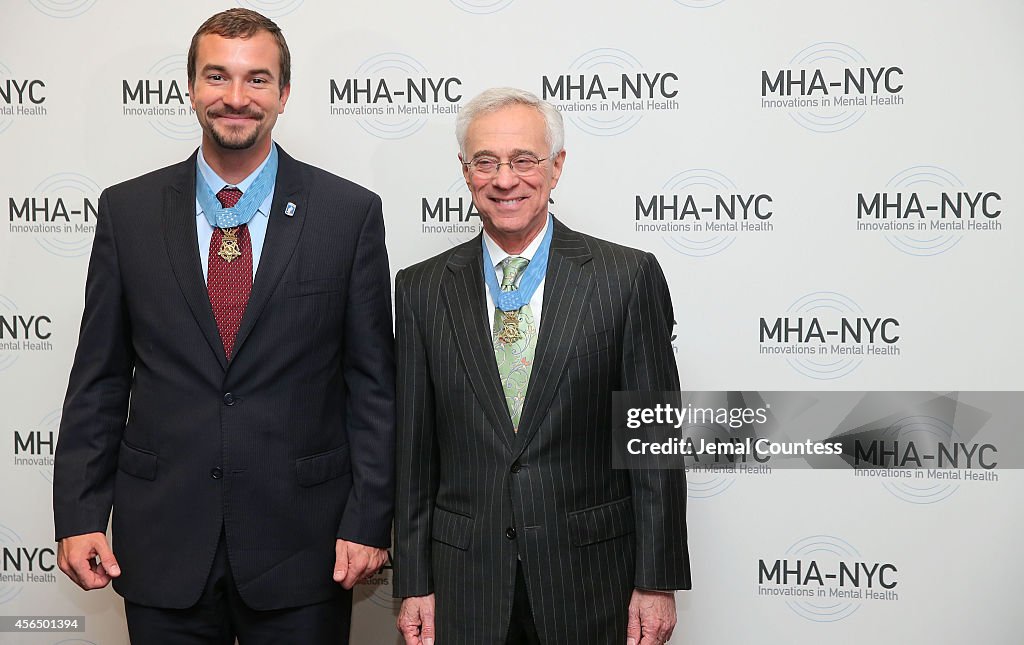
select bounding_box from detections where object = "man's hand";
[626,589,676,645]
[57,532,121,591]
[332,539,387,590]
[397,594,435,645]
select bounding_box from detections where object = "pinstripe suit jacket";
[393,218,690,643]
[52,146,395,612]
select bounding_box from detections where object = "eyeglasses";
[463,155,549,177]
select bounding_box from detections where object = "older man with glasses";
[392,87,691,645]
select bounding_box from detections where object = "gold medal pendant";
[497,309,523,344]
[217,227,242,263]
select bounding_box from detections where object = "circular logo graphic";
[683,406,774,497]
[438,176,481,247]
[559,48,645,137]
[883,165,964,257]
[138,55,200,141]
[352,53,431,140]
[353,564,399,610]
[450,0,515,14]
[686,469,736,499]
[236,0,304,17]
[0,295,23,372]
[659,169,739,257]
[879,415,960,504]
[31,173,100,258]
[784,291,863,381]
[0,525,25,605]
[787,42,867,134]
[782,535,862,622]
[29,0,96,18]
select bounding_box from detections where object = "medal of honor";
[483,215,553,338]
[217,227,242,263]
[497,309,523,344]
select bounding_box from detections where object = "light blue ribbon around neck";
[482,215,553,312]
[196,146,278,229]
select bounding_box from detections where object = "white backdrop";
[1,1,1022,643]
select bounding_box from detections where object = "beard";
[205,110,264,150]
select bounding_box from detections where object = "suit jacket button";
[210,467,223,480]
[505,526,516,540]
[510,461,522,474]
[223,393,235,406]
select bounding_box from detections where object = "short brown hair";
[187,8,291,90]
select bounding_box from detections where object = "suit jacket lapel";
[443,240,516,450]
[514,219,594,453]
[232,145,307,361]
[162,150,228,371]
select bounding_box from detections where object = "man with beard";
[52,9,395,644]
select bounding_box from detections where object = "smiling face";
[461,104,565,253]
[189,31,289,160]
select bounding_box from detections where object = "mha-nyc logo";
[835,394,1000,504]
[8,173,99,257]
[121,54,199,141]
[855,166,1003,256]
[761,42,904,133]
[10,409,59,485]
[0,62,47,134]
[329,53,461,139]
[685,433,775,500]
[757,535,899,622]
[759,291,902,380]
[633,169,774,257]
[541,48,679,137]
[0,295,55,372]
[419,177,481,245]
[0,524,57,605]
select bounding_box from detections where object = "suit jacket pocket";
[285,276,342,298]
[567,497,634,547]
[431,506,474,551]
[295,444,351,487]
[570,328,612,360]
[118,440,158,481]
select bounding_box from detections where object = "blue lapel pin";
[285,202,297,217]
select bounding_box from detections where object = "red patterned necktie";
[207,186,252,360]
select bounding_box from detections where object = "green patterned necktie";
[492,256,537,432]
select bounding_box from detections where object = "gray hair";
[456,87,565,158]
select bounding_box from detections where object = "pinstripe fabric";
[394,218,690,644]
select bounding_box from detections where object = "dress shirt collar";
[482,215,550,270]
[196,144,274,218]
